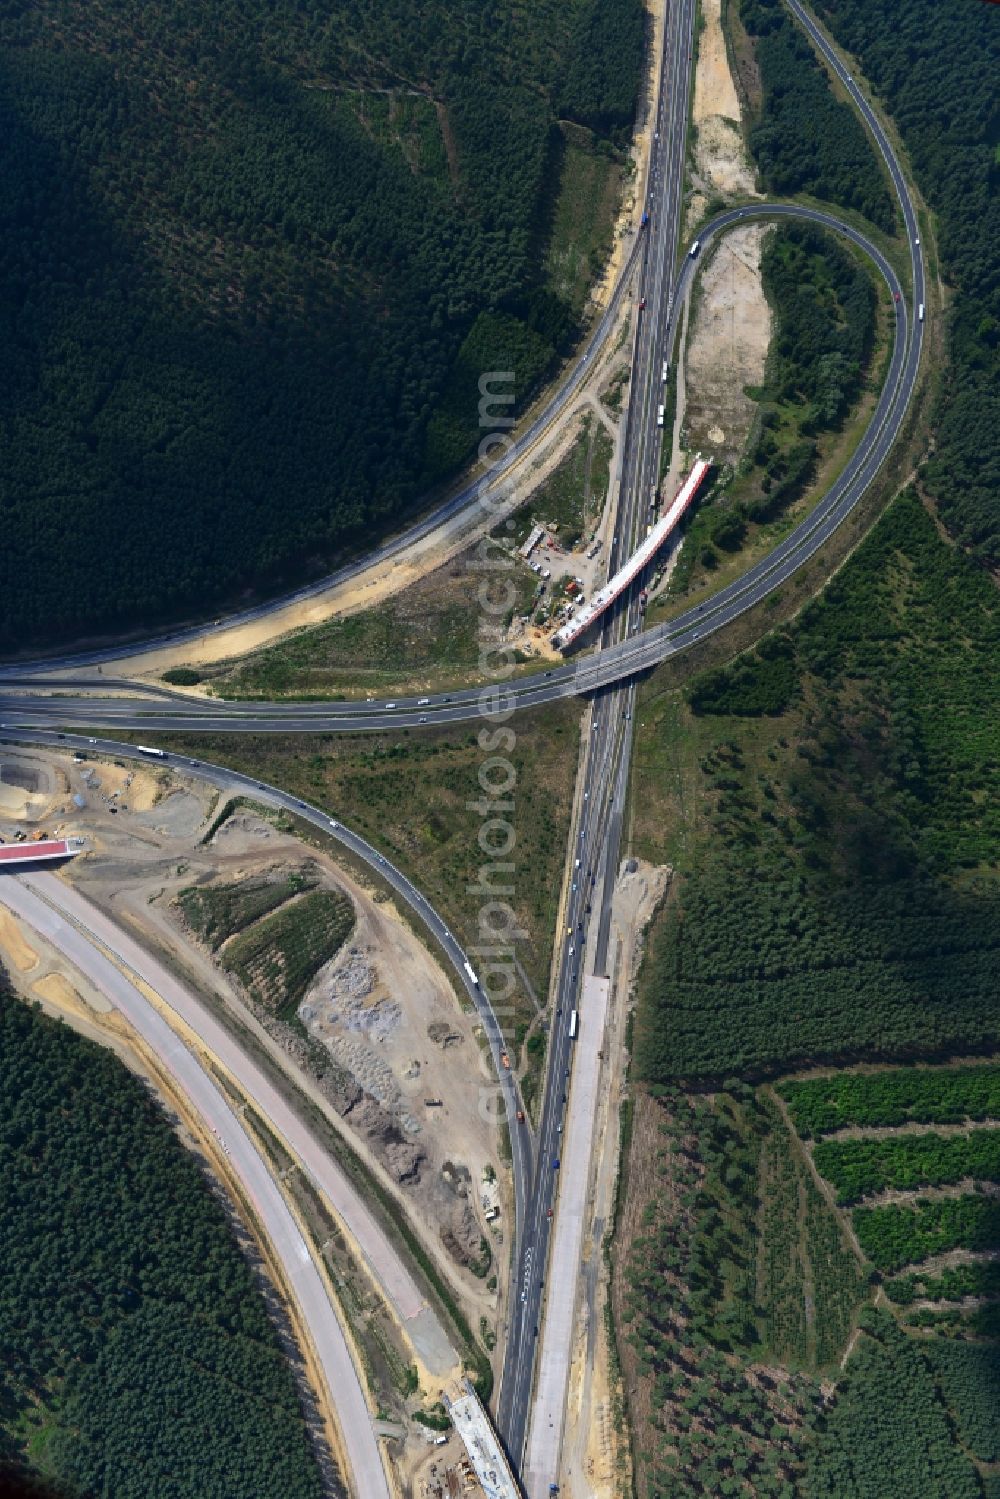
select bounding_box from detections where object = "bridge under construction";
[551,456,711,651]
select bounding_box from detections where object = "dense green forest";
[804,1311,982,1498]
[925,1343,1000,1466]
[781,1064,1000,1136]
[0,0,643,646]
[0,973,328,1499]
[813,1127,1000,1204]
[636,488,1000,1083]
[738,0,894,231]
[812,0,1000,559]
[749,221,876,522]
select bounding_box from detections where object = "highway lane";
[0,204,921,739]
[0,727,534,1275]
[496,0,925,1483]
[0,872,392,1499]
[1,229,649,684]
[496,0,700,1463]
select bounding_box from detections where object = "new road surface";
[0,728,535,1246]
[0,872,391,1499]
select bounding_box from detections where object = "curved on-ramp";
[0,189,922,736]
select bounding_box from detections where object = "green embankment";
[178,870,316,950]
[811,0,1000,562]
[221,887,355,1024]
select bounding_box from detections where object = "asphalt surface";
[0,727,535,1246]
[0,1,926,1490]
[0,193,921,735]
[0,872,392,1499]
[492,0,925,1485]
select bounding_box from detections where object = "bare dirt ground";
[0,745,505,1338]
[688,0,759,227]
[817,1119,1000,1144]
[683,224,772,464]
[0,752,66,822]
[558,859,670,1499]
[676,0,770,469]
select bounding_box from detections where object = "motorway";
[495,0,925,1486]
[0,871,391,1499]
[0,0,926,1491]
[1,727,535,1245]
[498,0,701,1466]
[0,197,920,739]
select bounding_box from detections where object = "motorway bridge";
[0,0,926,1491]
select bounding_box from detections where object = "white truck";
[656,404,665,427]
